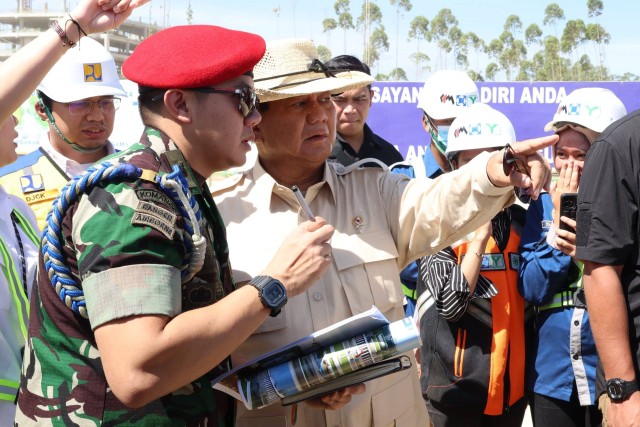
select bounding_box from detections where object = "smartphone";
[559,193,578,232]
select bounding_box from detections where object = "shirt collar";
[251,159,337,213]
[40,133,116,177]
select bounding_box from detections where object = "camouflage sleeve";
[71,180,185,329]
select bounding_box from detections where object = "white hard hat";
[446,104,516,154]
[544,88,627,133]
[38,37,126,102]
[417,70,479,120]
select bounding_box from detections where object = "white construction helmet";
[38,37,125,102]
[446,104,516,156]
[544,88,627,134]
[417,70,479,120]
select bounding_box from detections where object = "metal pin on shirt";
[291,185,315,222]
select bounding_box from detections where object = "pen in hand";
[291,185,316,222]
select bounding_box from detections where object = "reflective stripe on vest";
[0,236,29,340]
[0,378,20,402]
[538,261,584,312]
[11,208,39,247]
[402,282,417,300]
[453,227,525,416]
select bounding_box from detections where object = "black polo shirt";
[329,123,403,167]
[576,109,640,384]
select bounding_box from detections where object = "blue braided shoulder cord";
[42,162,205,319]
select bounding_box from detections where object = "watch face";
[608,381,624,399]
[264,281,287,306]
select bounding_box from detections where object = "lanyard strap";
[10,209,39,297]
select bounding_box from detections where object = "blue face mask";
[428,124,450,154]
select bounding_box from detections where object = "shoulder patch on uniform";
[132,212,176,239]
[20,174,45,193]
[135,188,177,211]
[131,201,177,239]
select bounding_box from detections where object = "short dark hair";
[325,55,371,76]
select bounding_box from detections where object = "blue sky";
[30,1,640,80]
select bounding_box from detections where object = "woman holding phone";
[518,88,627,427]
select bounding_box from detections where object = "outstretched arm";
[0,0,148,122]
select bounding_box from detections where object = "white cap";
[544,88,627,134]
[417,70,479,120]
[446,104,516,154]
[38,37,126,102]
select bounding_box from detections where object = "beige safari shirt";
[212,151,514,427]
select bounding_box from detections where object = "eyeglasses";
[62,98,121,116]
[503,143,532,203]
[191,87,259,118]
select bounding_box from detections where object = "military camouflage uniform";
[15,127,236,426]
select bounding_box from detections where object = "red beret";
[123,25,266,89]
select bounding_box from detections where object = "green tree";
[408,16,430,79]
[389,0,413,70]
[186,0,193,25]
[543,4,565,80]
[410,51,431,80]
[485,62,499,81]
[356,2,382,65]
[504,15,523,34]
[587,0,607,80]
[334,0,354,53]
[366,25,390,72]
[467,70,484,82]
[466,32,485,69]
[388,67,408,81]
[525,23,543,46]
[430,8,458,69]
[322,18,338,49]
[317,45,332,62]
[561,19,587,79]
[448,26,468,70]
[543,3,566,38]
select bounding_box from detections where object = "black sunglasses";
[191,87,260,118]
[503,143,532,204]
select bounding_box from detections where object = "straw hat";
[254,39,373,103]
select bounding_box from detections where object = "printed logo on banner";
[83,63,103,82]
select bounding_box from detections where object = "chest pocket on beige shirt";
[332,228,402,315]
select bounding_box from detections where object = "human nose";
[245,108,261,127]
[85,101,106,120]
[307,102,328,124]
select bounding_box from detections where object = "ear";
[421,114,429,132]
[163,90,192,124]
[34,100,50,122]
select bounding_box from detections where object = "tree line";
[319,0,638,82]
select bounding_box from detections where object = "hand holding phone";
[559,193,578,232]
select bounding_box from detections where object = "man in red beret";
[16,25,343,425]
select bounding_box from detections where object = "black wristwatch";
[606,378,639,402]
[249,275,287,317]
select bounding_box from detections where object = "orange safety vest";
[452,229,525,415]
